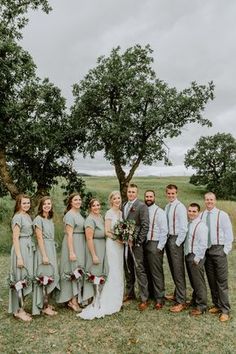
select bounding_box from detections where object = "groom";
[123,183,150,310]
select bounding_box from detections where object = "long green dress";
[32,215,60,315]
[83,214,109,301]
[57,210,85,303]
[8,212,34,314]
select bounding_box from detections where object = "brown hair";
[65,192,81,214]
[13,194,31,216]
[37,196,53,219]
[188,203,201,212]
[88,198,100,211]
[144,189,156,197]
[128,183,138,189]
[166,184,178,192]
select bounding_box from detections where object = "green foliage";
[0,0,51,39]
[71,44,214,197]
[0,0,87,201]
[184,133,236,199]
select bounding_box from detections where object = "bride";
[78,191,124,320]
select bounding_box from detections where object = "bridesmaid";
[8,194,34,321]
[82,198,109,303]
[32,196,59,316]
[57,193,85,312]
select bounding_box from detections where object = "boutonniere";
[130,206,136,212]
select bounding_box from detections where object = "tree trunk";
[32,186,50,209]
[0,147,19,199]
[114,159,141,202]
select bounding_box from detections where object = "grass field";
[0,177,236,353]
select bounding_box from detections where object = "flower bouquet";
[64,267,84,282]
[63,264,85,303]
[9,267,31,308]
[113,219,137,271]
[113,219,136,243]
[86,272,107,308]
[35,263,54,308]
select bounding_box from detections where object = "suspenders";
[190,221,202,253]
[150,207,159,240]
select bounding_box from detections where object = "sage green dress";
[57,210,85,303]
[8,213,34,314]
[83,214,109,301]
[32,215,60,315]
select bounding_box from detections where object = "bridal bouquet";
[113,219,137,272]
[113,220,136,243]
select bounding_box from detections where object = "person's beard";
[145,200,154,207]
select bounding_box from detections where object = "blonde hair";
[108,190,121,207]
[204,192,216,199]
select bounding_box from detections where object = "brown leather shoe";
[208,306,221,314]
[170,303,187,313]
[219,313,230,322]
[154,303,163,310]
[190,308,205,316]
[138,302,148,311]
[123,295,135,303]
[165,294,176,302]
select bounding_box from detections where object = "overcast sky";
[21,0,236,176]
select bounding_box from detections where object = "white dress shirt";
[124,198,137,219]
[200,207,233,254]
[147,204,168,250]
[165,198,188,246]
[185,216,208,264]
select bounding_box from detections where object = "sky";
[21,0,236,176]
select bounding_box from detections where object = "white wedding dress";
[78,208,124,320]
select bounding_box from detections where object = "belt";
[168,234,178,237]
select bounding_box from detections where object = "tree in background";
[184,133,236,199]
[0,0,86,203]
[71,45,214,199]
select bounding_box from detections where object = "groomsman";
[185,203,208,316]
[123,183,150,310]
[144,190,168,310]
[165,184,188,312]
[200,192,233,322]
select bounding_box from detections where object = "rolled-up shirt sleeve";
[175,204,188,246]
[222,212,234,255]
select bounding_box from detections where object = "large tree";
[184,133,236,199]
[71,45,214,199]
[0,0,86,202]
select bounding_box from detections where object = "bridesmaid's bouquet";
[35,275,54,286]
[86,272,107,308]
[64,267,84,282]
[113,220,136,243]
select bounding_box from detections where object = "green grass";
[0,252,236,354]
[0,176,236,353]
